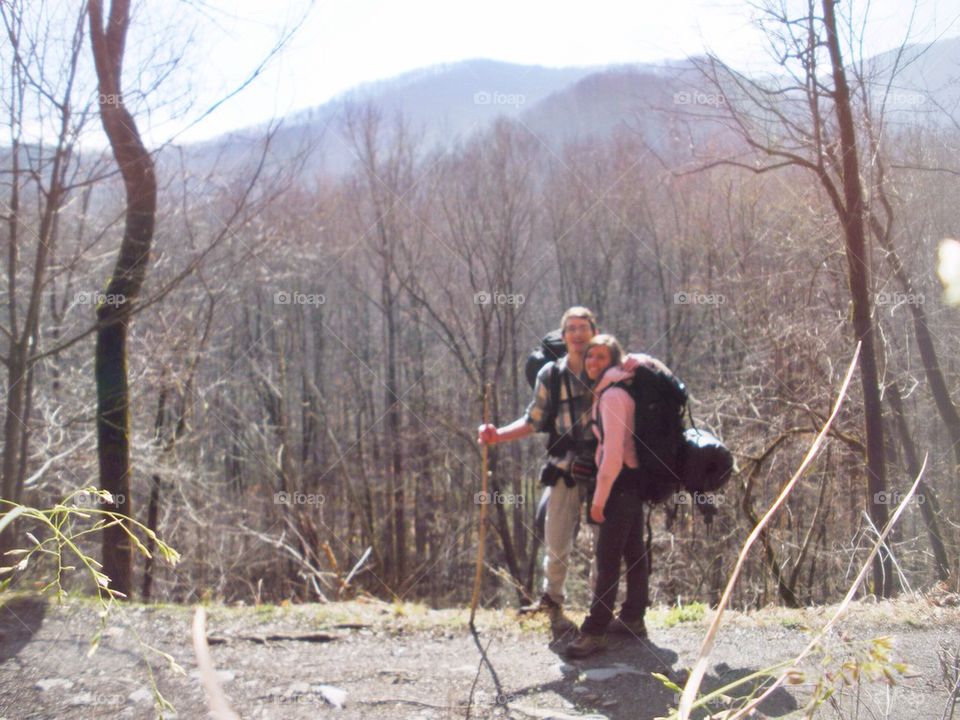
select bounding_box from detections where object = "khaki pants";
[542,481,598,605]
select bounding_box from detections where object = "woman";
[565,333,649,659]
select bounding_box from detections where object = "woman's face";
[585,345,613,381]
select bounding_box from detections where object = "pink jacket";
[591,366,639,511]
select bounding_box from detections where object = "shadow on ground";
[492,629,800,720]
[0,596,47,664]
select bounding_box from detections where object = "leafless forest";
[3,0,960,612]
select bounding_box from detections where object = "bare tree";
[0,1,100,553]
[342,104,416,589]
[88,0,158,598]
[681,0,895,595]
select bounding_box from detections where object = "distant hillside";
[188,59,604,175]
[179,37,960,177]
[863,36,960,122]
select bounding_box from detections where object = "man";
[477,307,611,630]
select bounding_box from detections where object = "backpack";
[599,363,689,503]
[525,329,566,389]
[680,428,734,493]
[598,361,736,504]
[526,330,575,460]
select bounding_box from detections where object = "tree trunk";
[869,212,960,471]
[885,380,951,581]
[141,473,161,600]
[384,281,405,588]
[1,353,26,508]
[822,0,893,597]
[142,386,167,601]
[412,314,431,568]
[88,0,158,599]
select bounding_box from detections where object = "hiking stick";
[470,382,492,627]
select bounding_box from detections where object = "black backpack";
[680,428,734,494]
[525,330,566,389]
[596,362,688,503]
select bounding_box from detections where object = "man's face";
[562,317,595,355]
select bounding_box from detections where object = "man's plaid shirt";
[524,355,595,454]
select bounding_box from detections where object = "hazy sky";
[168,0,960,142]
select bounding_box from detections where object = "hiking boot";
[565,632,608,659]
[518,593,562,619]
[550,609,577,634]
[607,616,647,637]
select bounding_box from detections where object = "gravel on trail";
[1,595,958,720]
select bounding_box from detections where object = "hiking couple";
[477,306,672,658]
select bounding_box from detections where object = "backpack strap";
[545,362,561,430]
[645,507,653,575]
[544,363,563,452]
[562,371,581,444]
[592,409,604,446]
[591,379,634,452]
[591,383,612,446]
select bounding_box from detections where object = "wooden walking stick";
[469,382,492,627]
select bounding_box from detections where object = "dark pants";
[581,469,649,635]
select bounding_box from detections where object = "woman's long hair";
[586,333,624,368]
[586,334,624,406]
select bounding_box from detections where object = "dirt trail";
[0,595,957,719]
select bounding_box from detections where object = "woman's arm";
[591,388,632,520]
[624,352,673,376]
